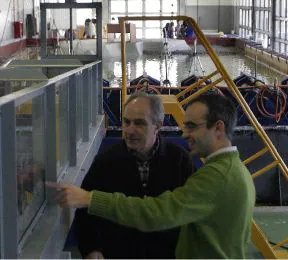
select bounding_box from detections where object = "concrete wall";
[185,0,234,34]
[0,0,35,42]
[245,45,288,75]
[0,0,35,56]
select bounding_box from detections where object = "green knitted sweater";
[88,151,255,259]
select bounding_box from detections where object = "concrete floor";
[248,207,288,258]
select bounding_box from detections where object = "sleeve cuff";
[88,190,113,218]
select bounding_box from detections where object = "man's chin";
[127,143,140,151]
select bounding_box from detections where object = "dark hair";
[125,92,164,124]
[188,94,237,140]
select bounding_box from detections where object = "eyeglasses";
[183,121,207,132]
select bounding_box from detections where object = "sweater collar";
[205,146,238,162]
[123,135,165,159]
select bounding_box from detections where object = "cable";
[256,85,287,123]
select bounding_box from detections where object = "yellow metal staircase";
[119,15,288,258]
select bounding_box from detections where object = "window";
[275,0,288,54]
[239,0,271,46]
[77,9,93,26]
[128,0,142,12]
[162,0,178,14]
[145,0,160,12]
[109,0,179,39]
[111,0,126,13]
[40,0,65,2]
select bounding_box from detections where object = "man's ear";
[215,120,225,136]
[155,120,163,132]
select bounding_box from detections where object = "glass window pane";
[275,1,280,16]
[41,0,65,2]
[280,43,285,53]
[146,20,160,28]
[255,11,259,28]
[239,9,243,25]
[56,81,69,174]
[281,0,285,17]
[259,11,263,30]
[128,0,142,12]
[76,74,83,143]
[145,0,160,13]
[49,9,74,30]
[76,8,93,27]
[265,11,269,31]
[246,10,249,25]
[16,95,45,241]
[162,0,178,13]
[145,28,161,39]
[280,20,285,39]
[275,20,280,37]
[111,0,125,13]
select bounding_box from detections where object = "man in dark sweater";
[74,92,193,259]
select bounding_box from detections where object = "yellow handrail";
[272,238,288,249]
[251,161,279,179]
[243,147,269,165]
[180,77,223,106]
[176,70,219,98]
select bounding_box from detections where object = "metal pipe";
[176,70,218,98]
[120,18,127,121]
[251,161,279,179]
[180,77,223,106]
[243,147,269,165]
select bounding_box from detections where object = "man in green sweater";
[48,94,256,259]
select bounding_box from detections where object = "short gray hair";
[125,92,164,123]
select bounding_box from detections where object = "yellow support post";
[252,220,277,259]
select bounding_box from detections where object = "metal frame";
[0,102,17,258]
[119,15,288,259]
[40,2,102,62]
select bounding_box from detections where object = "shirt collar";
[205,146,238,162]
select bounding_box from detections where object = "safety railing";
[119,15,288,259]
[0,60,104,258]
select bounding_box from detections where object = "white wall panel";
[0,0,15,45]
[185,0,234,6]
[0,0,33,46]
